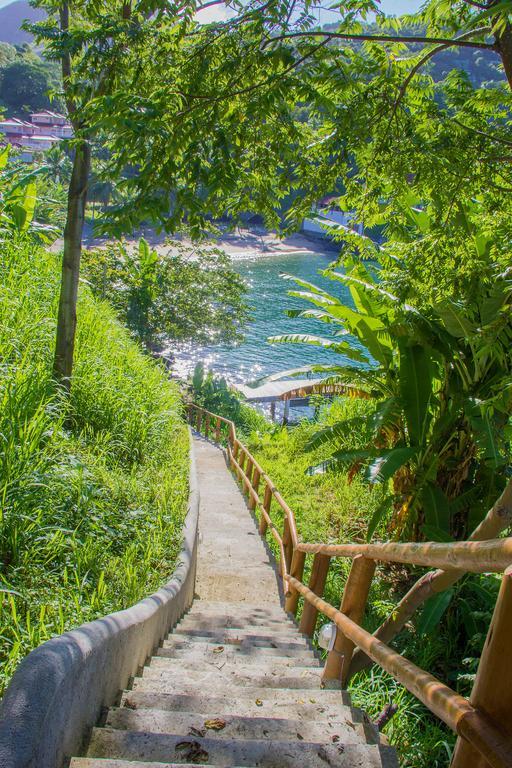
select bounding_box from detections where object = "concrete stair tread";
[170,627,308,643]
[86,728,396,767]
[120,689,355,719]
[148,657,322,674]
[155,646,320,665]
[178,615,295,629]
[133,670,340,692]
[163,634,310,650]
[106,708,373,744]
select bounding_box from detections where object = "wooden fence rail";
[188,403,512,768]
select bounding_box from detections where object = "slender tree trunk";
[496,23,512,90]
[52,141,91,390]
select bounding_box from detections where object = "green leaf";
[420,484,451,537]
[365,446,418,484]
[398,342,433,445]
[367,495,393,541]
[417,590,454,635]
[435,300,476,339]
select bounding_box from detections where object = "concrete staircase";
[69,437,398,768]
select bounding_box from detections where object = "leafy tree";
[0,59,53,114]
[29,0,323,391]
[83,238,249,351]
[0,42,17,70]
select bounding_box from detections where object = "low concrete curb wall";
[0,429,199,768]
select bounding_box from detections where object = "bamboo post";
[285,549,306,615]
[322,555,376,685]
[249,467,261,511]
[215,417,221,442]
[282,517,293,573]
[451,565,512,768]
[299,553,331,637]
[196,409,202,433]
[259,483,272,535]
[204,413,210,439]
[245,457,254,492]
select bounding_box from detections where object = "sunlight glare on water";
[171,249,362,384]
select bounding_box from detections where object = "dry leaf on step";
[204,718,226,730]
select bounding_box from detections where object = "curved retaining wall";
[0,429,200,768]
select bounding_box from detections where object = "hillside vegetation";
[0,236,189,695]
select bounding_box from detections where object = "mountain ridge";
[0,1,44,46]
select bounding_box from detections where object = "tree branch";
[262,29,498,52]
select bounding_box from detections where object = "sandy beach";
[79,223,339,260]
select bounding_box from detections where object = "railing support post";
[204,413,210,439]
[259,484,272,536]
[196,410,202,433]
[322,555,376,685]
[451,565,512,768]
[249,468,261,511]
[299,553,331,638]
[282,518,293,574]
[285,549,306,615]
[215,417,222,442]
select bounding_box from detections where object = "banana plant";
[0,146,58,243]
[269,260,512,542]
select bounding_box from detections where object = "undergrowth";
[0,237,189,695]
[242,398,497,768]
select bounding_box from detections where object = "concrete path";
[194,436,281,605]
[71,436,398,768]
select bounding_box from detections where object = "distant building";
[302,195,364,239]
[0,110,73,161]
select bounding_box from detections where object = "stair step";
[120,689,355,720]
[188,601,289,617]
[149,656,321,674]
[86,728,395,767]
[134,666,338,691]
[155,645,320,666]
[177,618,296,632]
[73,762,246,768]
[163,633,309,651]
[106,708,372,744]
[170,627,308,644]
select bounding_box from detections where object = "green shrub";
[0,237,189,695]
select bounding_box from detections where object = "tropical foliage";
[83,239,249,351]
[270,244,512,541]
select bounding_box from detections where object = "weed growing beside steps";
[0,237,189,696]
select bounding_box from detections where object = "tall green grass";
[0,237,189,695]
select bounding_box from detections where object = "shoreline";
[81,224,339,261]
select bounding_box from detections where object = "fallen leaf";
[297,733,304,741]
[189,726,207,738]
[123,699,136,710]
[212,646,224,654]
[204,718,226,731]
[331,735,340,743]
[175,740,209,764]
[255,699,263,707]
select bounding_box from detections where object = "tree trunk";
[494,16,512,90]
[53,141,91,390]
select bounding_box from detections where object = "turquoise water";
[173,249,361,384]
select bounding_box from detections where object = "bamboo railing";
[188,403,512,768]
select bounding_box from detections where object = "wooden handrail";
[188,403,512,767]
